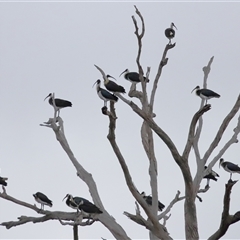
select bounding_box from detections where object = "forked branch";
[208,180,240,240]
[182,104,211,160]
[107,102,172,239]
[202,94,240,163]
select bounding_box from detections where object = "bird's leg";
[205,179,210,189]
[230,173,232,180]
[104,101,107,107]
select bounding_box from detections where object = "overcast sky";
[1,1,240,240]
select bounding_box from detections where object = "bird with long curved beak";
[44,93,72,117]
[191,86,220,104]
[93,79,118,106]
[63,194,83,210]
[119,69,149,83]
[63,194,103,217]
[219,158,240,180]
[103,75,125,93]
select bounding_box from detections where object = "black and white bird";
[0,176,8,186]
[33,192,53,210]
[219,158,240,180]
[44,93,72,116]
[103,75,126,94]
[63,194,89,210]
[93,79,118,106]
[119,69,149,83]
[203,166,219,186]
[63,194,103,216]
[141,191,165,211]
[165,22,177,44]
[191,86,220,104]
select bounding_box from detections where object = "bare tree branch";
[203,56,214,89]
[128,83,143,102]
[0,188,39,213]
[0,188,97,230]
[149,44,176,112]
[202,94,240,164]
[206,114,240,173]
[59,219,95,227]
[192,57,214,164]
[107,102,172,239]
[1,212,80,230]
[124,211,170,239]
[40,116,131,240]
[182,104,211,160]
[114,94,182,164]
[208,180,240,240]
[123,211,151,228]
[158,191,184,221]
[132,5,148,105]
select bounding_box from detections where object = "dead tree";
[1,5,240,240]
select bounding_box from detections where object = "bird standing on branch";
[165,22,177,44]
[44,93,72,117]
[33,192,53,210]
[219,158,240,180]
[191,86,220,104]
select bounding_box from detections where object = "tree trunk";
[73,225,78,240]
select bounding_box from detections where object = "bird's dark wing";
[54,98,72,107]
[158,201,165,211]
[73,197,90,206]
[165,28,175,38]
[203,174,218,181]
[201,89,220,98]
[36,192,52,205]
[128,72,149,82]
[79,201,103,214]
[127,72,140,82]
[144,196,165,211]
[0,177,7,186]
[226,162,240,171]
[101,89,118,101]
[106,81,126,93]
[144,196,153,205]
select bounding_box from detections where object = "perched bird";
[63,194,89,210]
[119,69,149,83]
[33,192,53,210]
[219,158,240,180]
[103,75,125,93]
[63,194,103,216]
[191,86,220,104]
[93,79,118,106]
[0,176,8,186]
[44,93,72,116]
[165,22,177,44]
[203,166,219,186]
[141,191,165,211]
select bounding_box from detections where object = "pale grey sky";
[1,2,240,239]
